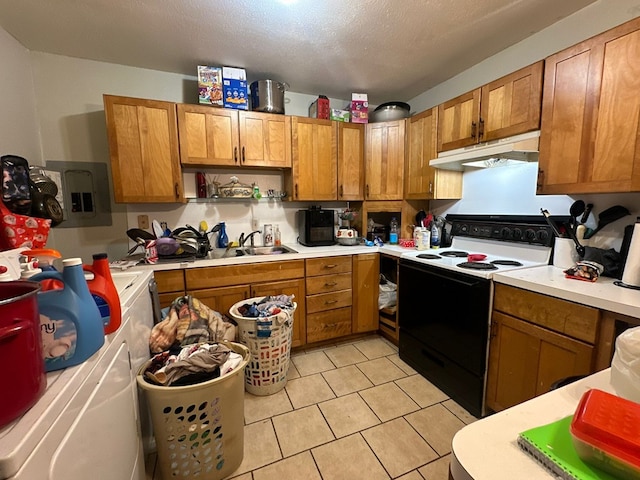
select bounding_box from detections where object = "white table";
[449,369,613,480]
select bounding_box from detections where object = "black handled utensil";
[564,221,585,257]
[540,209,563,237]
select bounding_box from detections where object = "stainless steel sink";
[205,245,298,259]
[244,245,298,255]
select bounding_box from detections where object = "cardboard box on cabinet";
[222,66,249,110]
[197,66,223,106]
[330,109,350,122]
[309,95,330,119]
[349,93,368,123]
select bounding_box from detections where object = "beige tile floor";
[145,334,477,480]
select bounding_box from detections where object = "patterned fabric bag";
[2,155,32,215]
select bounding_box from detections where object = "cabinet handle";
[324,264,338,269]
[478,118,485,139]
[471,121,477,139]
[537,169,544,190]
[324,323,338,329]
[366,184,369,198]
[174,183,180,199]
[295,184,298,199]
[234,147,238,163]
[324,300,338,305]
[339,185,343,198]
[490,321,498,340]
[429,181,433,194]
[242,146,245,163]
[325,282,338,287]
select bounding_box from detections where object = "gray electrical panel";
[44,161,112,228]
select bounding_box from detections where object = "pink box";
[350,93,368,123]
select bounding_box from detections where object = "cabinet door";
[251,278,306,348]
[437,89,481,152]
[187,285,250,318]
[337,122,365,200]
[291,117,337,200]
[480,61,543,142]
[177,104,239,166]
[406,108,462,200]
[104,95,183,203]
[486,311,593,412]
[352,253,379,334]
[538,18,640,194]
[365,120,406,200]
[239,111,292,168]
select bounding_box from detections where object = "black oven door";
[398,259,491,417]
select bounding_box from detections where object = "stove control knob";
[536,229,549,243]
[500,227,511,239]
[525,229,537,241]
[512,228,522,240]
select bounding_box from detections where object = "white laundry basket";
[136,342,250,480]
[228,297,296,396]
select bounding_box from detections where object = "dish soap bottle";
[389,217,399,245]
[274,224,282,246]
[217,221,229,248]
[31,258,105,372]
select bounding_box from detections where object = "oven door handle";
[403,264,483,288]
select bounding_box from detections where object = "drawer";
[307,307,352,343]
[306,256,352,277]
[185,260,304,290]
[154,270,185,293]
[306,273,352,295]
[306,289,352,314]
[493,284,600,343]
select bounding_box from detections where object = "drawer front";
[306,273,352,295]
[306,256,352,277]
[306,289,352,314]
[493,284,599,343]
[307,307,352,343]
[154,270,185,293]
[185,260,305,290]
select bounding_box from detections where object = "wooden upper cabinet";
[538,17,640,194]
[365,119,406,200]
[177,106,291,168]
[289,117,337,201]
[437,90,481,152]
[337,122,365,200]
[406,108,462,200]
[103,95,183,203]
[437,61,543,152]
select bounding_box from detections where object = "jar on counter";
[263,224,274,246]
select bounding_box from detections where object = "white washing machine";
[0,269,155,480]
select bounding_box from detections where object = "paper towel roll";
[622,222,640,287]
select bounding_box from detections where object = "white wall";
[0,28,40,162]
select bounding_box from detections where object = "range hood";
[429,130,540,171]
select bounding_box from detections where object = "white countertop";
[493,265,640,319]
[450,369,613,480]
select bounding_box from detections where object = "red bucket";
[0,281,45,427]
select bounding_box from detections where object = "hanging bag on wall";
[2,155,32,215]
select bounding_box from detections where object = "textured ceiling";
[0,0,597,104]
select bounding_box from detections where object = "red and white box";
[309,95,330,119]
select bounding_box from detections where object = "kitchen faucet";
[239,230,262,247]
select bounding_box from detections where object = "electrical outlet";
[252,218,260,231]
[138,215,149,229]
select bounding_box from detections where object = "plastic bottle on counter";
[83,253,122,334]
[217,222,229,248]
[431,222,440,248]
[274,224,282,246]
[389,217,399,245]
[30,258,105,372]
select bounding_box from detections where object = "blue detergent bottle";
[31,257,105,372]
[217,221,229,248]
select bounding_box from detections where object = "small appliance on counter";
[297,207,335,246]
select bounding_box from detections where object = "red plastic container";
[571,388,640,480]
[83,253,121,334]
[0,281,45,428]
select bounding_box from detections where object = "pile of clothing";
[234,294,295,338]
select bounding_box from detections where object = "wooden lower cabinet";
[486,284,599,412]
[307,307,353,343]
[352,253,379,334]
[188,285,250,320]
[154,270,186,308]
